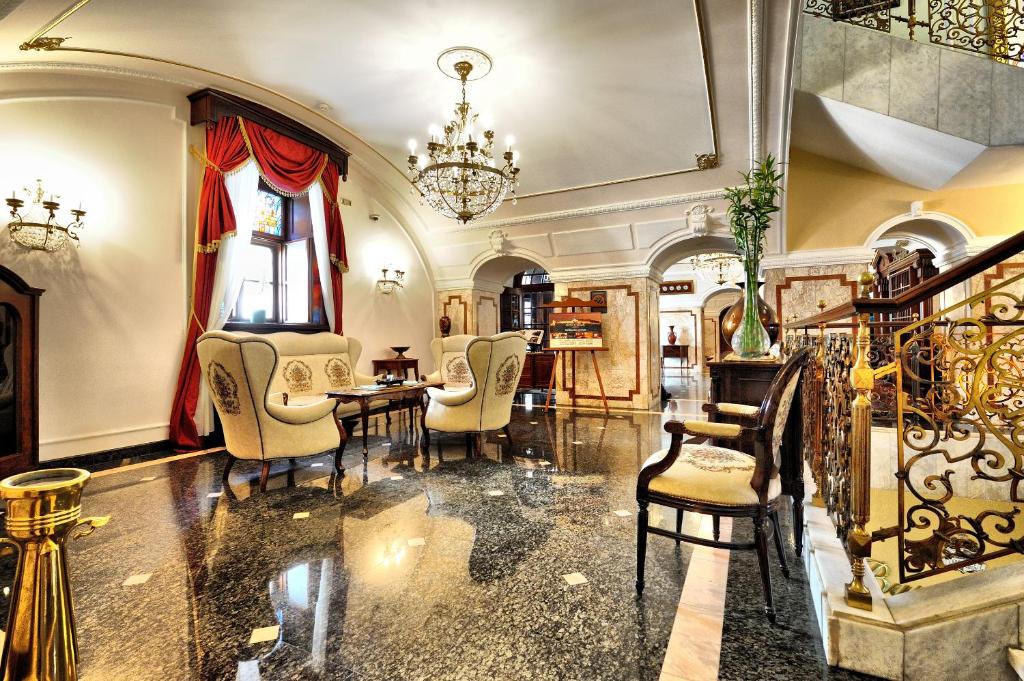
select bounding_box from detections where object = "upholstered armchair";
[423,333,527,454]
[635,348,809,622]
[422,335,475,389]
[197,331,343,492]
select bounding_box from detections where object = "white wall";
[0,97,189,459]
[0,90,436,460]
[338,170,435,376]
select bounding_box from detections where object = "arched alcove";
[865,212,974,267]
[647,234,737,278]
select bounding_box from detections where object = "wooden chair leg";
[502,424,514,450]
[792,486,805,557]
[713,515,721,541]
[636,500,649,594]
[334,448,344,475]
[674,509,683,545]
[754,514,775,623]
[259,461,271,492]
[465,433,473,458]
[770,510,790,579]
[222,454,236,483]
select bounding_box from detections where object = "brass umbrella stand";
[0,468,108,681]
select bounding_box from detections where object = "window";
[228,183,327,330]
[523,297,534,327]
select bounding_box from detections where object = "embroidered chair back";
[430,335,476,388]
[197,331,281,459]
[260,332,362,397]
[463,333,528,431]
[750,348,810,500]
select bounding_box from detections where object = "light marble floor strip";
[90,446,227,478]
[660,514,734,681]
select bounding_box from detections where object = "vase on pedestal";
[729,265,772,359]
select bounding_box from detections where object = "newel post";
[845,272,875,610]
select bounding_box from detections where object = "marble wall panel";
[903,603,1019,681]
[553,278,656,410]
[843,26,891,114]
[937,49,993,145]
[763,264,863,326]
[801,16,846,100]
[475,294,498,336]
[991,63,1024,145]
[438,291,471,337]
[889,38,939,129]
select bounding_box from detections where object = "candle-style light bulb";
[407,138,417,154]
[417,154,427,168]
[505,134,515,150]
[512,150,520,165]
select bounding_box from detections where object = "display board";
[549,312,603,349]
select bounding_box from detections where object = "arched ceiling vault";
[0,0,802,283]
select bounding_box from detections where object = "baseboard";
[38,439,173,472]
[39,423,170,461]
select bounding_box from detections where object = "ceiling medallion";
[407,46,521,224]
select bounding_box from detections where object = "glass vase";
[730,262,771,359]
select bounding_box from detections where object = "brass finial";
[817,300,827,312]
[858,271,874,297]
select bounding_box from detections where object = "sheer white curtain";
[307,180,337,331]
[196,160,260,436]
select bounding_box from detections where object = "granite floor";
[0,401,881,680]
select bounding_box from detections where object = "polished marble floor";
[1,400,880,680]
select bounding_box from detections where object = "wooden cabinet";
[518,352,555,389]
[0,266,42,476]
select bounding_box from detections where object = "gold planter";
[0,468,108,681]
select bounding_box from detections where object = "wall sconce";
[5,180,85,252]
[376,267,405,294]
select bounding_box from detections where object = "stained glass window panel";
[254,190,283,236]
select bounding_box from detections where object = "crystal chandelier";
[5,180,85,252]
[687,252,743,285]
[407,47,521,224]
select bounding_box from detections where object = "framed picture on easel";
[548,312,603,349]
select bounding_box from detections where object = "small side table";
[372,357,419,380]
[661,344,691,378]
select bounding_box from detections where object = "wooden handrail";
[785,230,1024,329]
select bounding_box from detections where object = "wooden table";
[372,357,419,380]
[707,359,806,554]
[661,344,691,378]
[328,381,442,461]
[543,346,610,415]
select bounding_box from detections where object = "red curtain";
[320,161,348,333]
[170,116,349,449]
[239,119,328,194]
[168,118,250,449]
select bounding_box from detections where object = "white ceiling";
[0,0,716,197]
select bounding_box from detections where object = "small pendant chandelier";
[5,180,85,252]
[407,47,521,224]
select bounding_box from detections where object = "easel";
[540,297,610,415]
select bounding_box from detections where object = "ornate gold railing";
[785,230,1024,609]
[804,0,1024,64]
[894,277,1024,581]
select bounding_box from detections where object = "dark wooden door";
[0,267,42,476]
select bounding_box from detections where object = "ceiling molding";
[548,264,660,284]
[462,189,728,232]
[0,60,203,89]
[748,0,764,165]
[761,246,875,270]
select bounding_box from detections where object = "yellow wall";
[786,148,1024,252]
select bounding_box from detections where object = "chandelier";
[376,267,405,295]
[407,47,521,224]
[687,252,743,285]
[5,180,85,252]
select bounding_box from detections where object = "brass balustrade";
[804,0,1024,64]
[785,230,1024,609]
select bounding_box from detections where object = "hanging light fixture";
[686,252,743,285]
[407,47,521,224]
[5,180,85,252]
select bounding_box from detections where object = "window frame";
[223,181,329,334]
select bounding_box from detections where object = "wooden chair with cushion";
[635,348,810,622]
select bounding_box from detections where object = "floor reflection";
[0,397,846,680]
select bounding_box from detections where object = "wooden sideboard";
[707,359,806,554]
[518,351,555,390]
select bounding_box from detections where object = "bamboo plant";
[724,154,785,358]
